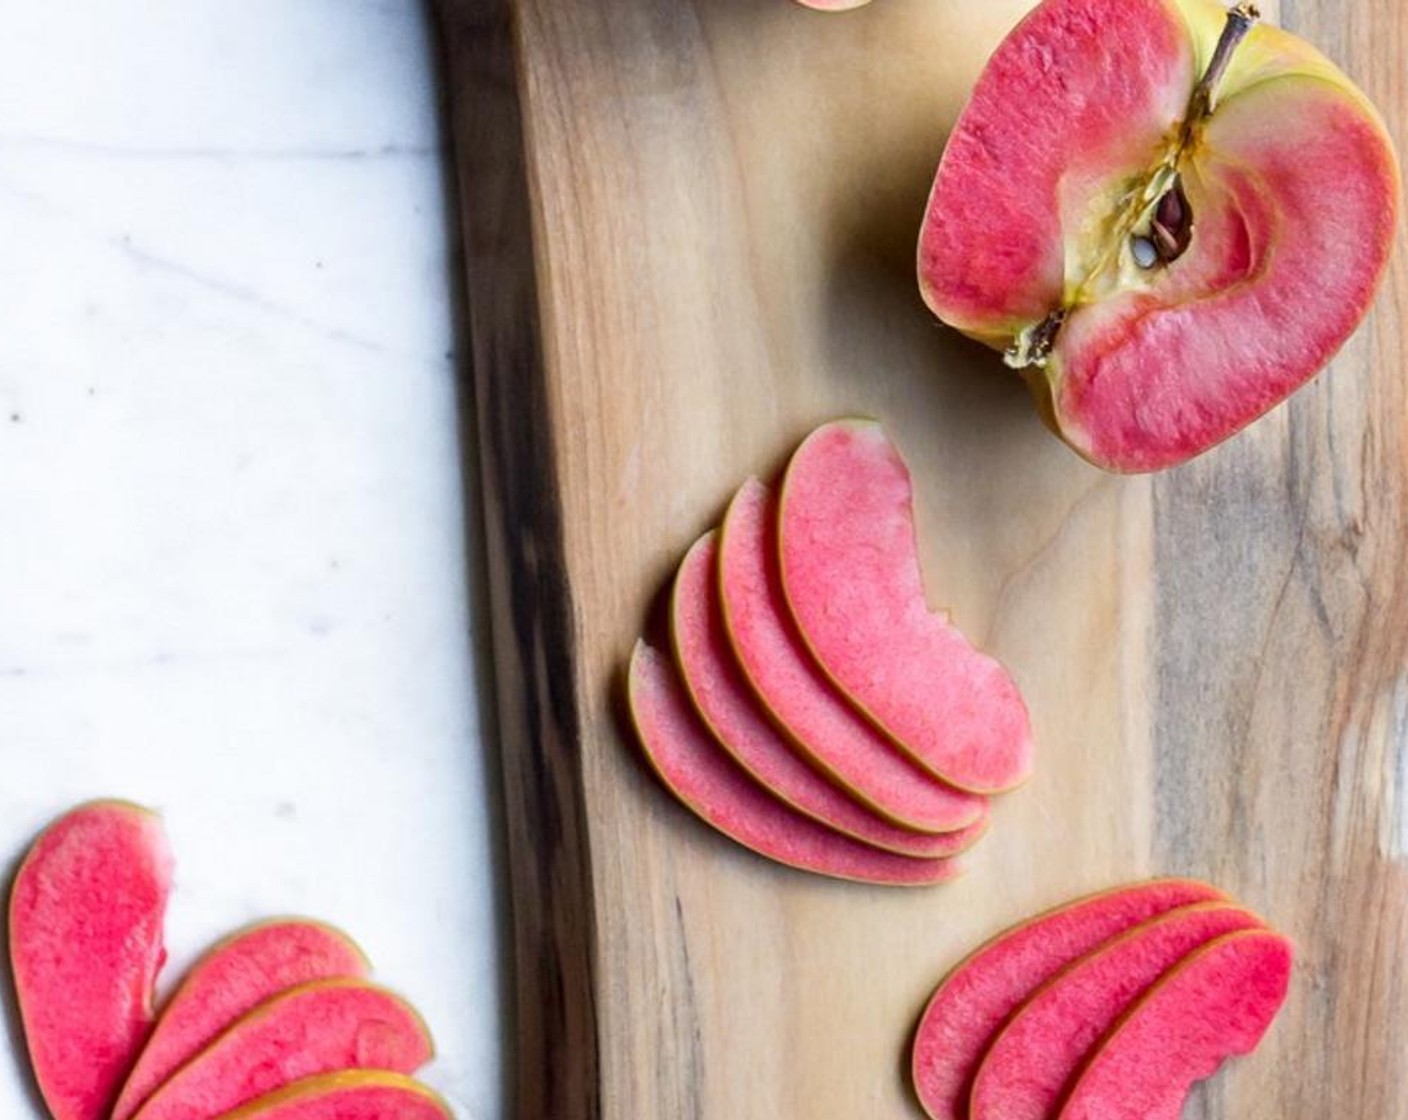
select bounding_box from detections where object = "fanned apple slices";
[112,921,371,1120]
[8,803,452,1120]
[911,878,1293,1120]
[627,420,1032,884]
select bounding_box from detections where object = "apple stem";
[1187,3,1260,124]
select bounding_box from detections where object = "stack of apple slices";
[629,419,1032,884]
[911,878,1293,1119]
[7,801,450,1120]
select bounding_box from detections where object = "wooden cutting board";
[436,1,1408,1116]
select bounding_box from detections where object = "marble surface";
[0,4,505,1118]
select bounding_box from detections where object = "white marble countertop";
[0,4,505,1117]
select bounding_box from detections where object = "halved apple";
[919,0,1400,471]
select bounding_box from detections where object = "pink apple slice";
[208,1073,450,1120]
[129,979,433,1120]
[777,420,1033,793]
[628,642,962,886]
[911,877,1224,1120]
[672,531,988,859]
[9,800,174,1120]
[113,920,370,1120]
[969,902,1263,1120]
[1057,930,1294,1120]
[719,479,986,832]
[919,0,1400,471]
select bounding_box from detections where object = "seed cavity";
[1007,3,1259,368]
[1132,177,1194,269]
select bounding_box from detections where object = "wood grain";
[436,0,1408,1116]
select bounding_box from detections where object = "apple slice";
[1058,930,1294,1120]
[112,920,370,1120]
[911,877,1224,1120]
[719,479,986,832]
[628,642,962,886]
[209,1073,450,1120]
[919,0,1400,471]
[673,531,987,859]
[129,979,433,1120]
[969,902,1263,1120]
[8,801,173,1120]
[778,420,1033,793]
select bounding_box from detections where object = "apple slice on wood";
[9,801,173,1120]
[674,530,988,859]
[1057,930,1294,1120]
[129,979,433,1120]
[911,878,1224,1120]
[113,920,370,1120]
[719,479,987,832]
[208,1073,450,1120]
[778,420,1033,793]
[628,642,962,886]
[919,0,1400,471]
[969,902,1263,1120]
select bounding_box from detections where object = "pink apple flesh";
[969,902,1263,1120]
[719,478,987,832]
[8,801,173,1120]
[672,530,987,859]
[1057,930,1294,1120]
[778,420,1033,793]
[628,642,962,886]
[910,877,1225,1120]
[919,0,1400,471]
[113,920,370,1120]
[129,979,433,1120]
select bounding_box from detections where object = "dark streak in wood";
[435,3,601,1118]
[672,895,706,1120]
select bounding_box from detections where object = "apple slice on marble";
[9,801,173,1120]
[129,980,433,1120]
[113,920,370,1120]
